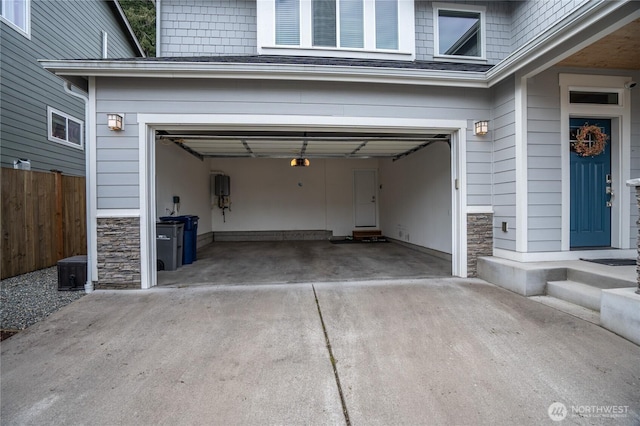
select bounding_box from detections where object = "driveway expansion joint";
[312,284,351,426]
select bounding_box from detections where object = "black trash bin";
[156,221,184,271]
[160,215,199,264]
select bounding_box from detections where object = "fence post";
[54,170,64,261]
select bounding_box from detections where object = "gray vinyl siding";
[526,70,562,252]
[491,75,516,251]
[160,0,257,57]
[511,0,588,51]
[0,0,139,176]
[95,77,492,209]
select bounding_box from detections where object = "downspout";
[63,82,94,293]
[155,0,161,57]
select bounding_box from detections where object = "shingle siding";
[160,0,257,57]
[510,0,589,50]
[0,0,140,176]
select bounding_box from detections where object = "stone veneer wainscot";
[96,217,141,289]
[467,213,493,278]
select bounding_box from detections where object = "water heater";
[213,174,230,196]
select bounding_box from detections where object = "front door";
[354,170,377,227]
[570,118,612,248]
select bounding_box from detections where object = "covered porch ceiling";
[156,130,451,161]
[557,18,640,70]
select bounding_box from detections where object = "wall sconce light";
[290,158,310,167]
[474,120,489,136]
[107,113,124,131]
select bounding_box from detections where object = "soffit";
[557,19,640,70]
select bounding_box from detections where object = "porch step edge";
[529,295,600,325]
[546,280,602,312]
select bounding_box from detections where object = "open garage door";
[138,115,469,288]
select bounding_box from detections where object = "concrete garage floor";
[2,279,639,425]
[158,240,452,286]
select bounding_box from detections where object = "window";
[570,91,620,105]
[260,0,414,60]
[47,107,84,150]
[434,3,485,60]
[1,0,29,36]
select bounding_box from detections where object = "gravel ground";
[1,267,85,331]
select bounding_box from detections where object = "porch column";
[627,178,640,294]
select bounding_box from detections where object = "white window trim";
[433,2,486,62]
[47,106,85,150]
[0,0,31,38]
[257,0,415,60]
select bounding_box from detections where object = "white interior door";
[354,170,377,227]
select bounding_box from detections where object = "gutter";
[63,82,94,293]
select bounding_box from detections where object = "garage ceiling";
[157,130,451,161]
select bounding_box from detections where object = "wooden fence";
[1,168,86,279]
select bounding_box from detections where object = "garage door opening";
[138,114,469,288]
[153,126,453,286]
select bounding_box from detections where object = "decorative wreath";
[572,123,608,157]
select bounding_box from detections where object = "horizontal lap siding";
[491,76,516,251]
[1,0,140,176]
[527,71,562,252]
[95,77,492,209]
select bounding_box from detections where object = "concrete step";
[546,280,602,312]
[529,296,600,325]
[567,268,634,289]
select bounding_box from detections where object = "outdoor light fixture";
[474,120,489,136]
[290,158,310,167]
[107,113,124,131]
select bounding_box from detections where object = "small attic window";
[569,91,620,105]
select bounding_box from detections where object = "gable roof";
[109,0,146,57]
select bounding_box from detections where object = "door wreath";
[572,123,608,157]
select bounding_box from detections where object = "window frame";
[47,107,84,150]
[0,0,31,38]
[258,0,415,60]
[433,2,486,62]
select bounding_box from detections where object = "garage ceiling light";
[291,158,310,167]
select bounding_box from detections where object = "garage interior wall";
[208,157,379,237]
[156,139,452,257]
[155,140,212,234]
[379,142,452,254]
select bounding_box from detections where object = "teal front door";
[570,118,612,248]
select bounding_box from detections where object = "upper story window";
[433,3,485,61]
[47,107,84,150]
[259,0,414,60]
[1,0,30,37]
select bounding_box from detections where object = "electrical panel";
[213,174,230,196]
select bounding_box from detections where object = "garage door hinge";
[455,179,459,190]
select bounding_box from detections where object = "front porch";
[478,256,640,345]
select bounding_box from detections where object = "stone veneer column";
[96,217,141,289]
[467,213,493,278]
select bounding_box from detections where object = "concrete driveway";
[2,278,639,425]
